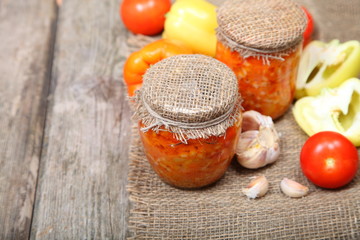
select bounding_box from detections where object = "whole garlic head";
[236,111,280,169]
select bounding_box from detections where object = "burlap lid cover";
[217,0,307,59]
[132,54,242,142]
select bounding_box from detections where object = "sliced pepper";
[123,39,192,96]
[293,78,360,146]
[296,40,360,99]
[162,0,217,57]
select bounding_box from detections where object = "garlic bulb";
[242,175,269,199]
[280,178,309,198]
[236,111,280,169]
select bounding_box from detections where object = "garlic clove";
[237,144,268,169]
[280,178,309,198]
[242,110,274,132]
[242,175,269,199]
[265,145,280,165]
[258,126,279,147]
[236,126,280,169]
[258,126,280,164]
[236,130,259,152]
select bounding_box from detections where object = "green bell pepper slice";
[293,78,360,146]
[296,40,360,99]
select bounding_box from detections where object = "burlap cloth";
[126,0,360,239]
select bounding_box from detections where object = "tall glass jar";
[215,0,307,119]
[132,54,243,189]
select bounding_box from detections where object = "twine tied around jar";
[131,54,243,143]
[140,95,236,131]
[216,0,307,64]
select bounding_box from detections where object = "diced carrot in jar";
[138,121,241,188]
[216,41,301,119]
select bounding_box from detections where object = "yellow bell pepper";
[293,78,360,146]
[162,0,217,57]
[296,40,360,99]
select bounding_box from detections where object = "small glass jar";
[216,42,302,119]
[138,119,241,188]
[215,0,307,119]
[133,54,243,189]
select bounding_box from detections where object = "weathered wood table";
[0,0,359,239]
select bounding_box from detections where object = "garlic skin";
[236,130,267,169]
[236,113,280,169]
[242,176,269,199]
[242,110,274,131]
[280,178,309,198]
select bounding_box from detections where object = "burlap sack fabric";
[126,0,360,239]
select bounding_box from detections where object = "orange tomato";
[123,39,193,96]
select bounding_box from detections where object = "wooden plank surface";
[0,0,57,239]
[30,0,132,239]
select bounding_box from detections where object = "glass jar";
[132,54,243,189]
[216,42,302,119]
[138,119,241,188]
[216,0,307,119]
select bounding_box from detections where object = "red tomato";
[120,0,171,36]
[300,131,359,189]
[302,6,314,47]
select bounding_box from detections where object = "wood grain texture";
[30,0,132,239]
[0,0,57,239]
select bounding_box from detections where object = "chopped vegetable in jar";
[139,119,241,188]
[215,0,306,119]
[216,42,301,119]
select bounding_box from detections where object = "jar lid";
[217,0,307,54]
[132,54,242,142]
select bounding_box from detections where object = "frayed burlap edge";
[131,92,243,143]
[216,29,302,64]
